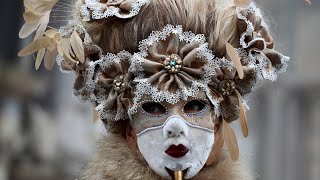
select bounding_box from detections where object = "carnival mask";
[132,92,217,179]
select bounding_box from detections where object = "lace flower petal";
[82,50,133,121]
[129,24,222,115]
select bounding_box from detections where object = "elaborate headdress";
[18,0,289,178]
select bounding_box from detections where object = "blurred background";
[0,0,319,179]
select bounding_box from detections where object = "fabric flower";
[207,2,290,137]
[84,51,133,121]
[236,2,289,81]
[81,0,149,21]
[129,25,219,114]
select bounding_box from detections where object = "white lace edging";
[80,0,150,21]
[129,24,222,116]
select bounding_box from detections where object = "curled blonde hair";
[77,0,239,57]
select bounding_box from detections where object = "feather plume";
[234,0,252,8]
[19,22,40,39]
[70,31,85,63]
[223,119,239,161]
[34,11,50,40]
[225,42,244,79]
[35,49,46,70]
[45,29,63,56]
[18,36,54,57]
[61,38,76,62]
[235,90,249,137]
[44,45,58,70]
[20,0,58,39]
[206,124,224,165]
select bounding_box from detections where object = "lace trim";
[96,103,129,121]
[80,0,149,21]
[236,3,289,82]
[129,24,222,116]
[86,50,132,120]
[236,2,260,50]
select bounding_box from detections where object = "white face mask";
[137,115,214,179]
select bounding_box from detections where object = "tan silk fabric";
[238,12,287,73]
[207,8,288,123]
[96,59,133,117]
[141,34,205,94]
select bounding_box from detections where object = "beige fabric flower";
[85,51,133,121]
[129,25,219,114]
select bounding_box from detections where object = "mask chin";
[136,115,214,179]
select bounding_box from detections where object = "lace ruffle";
[80,0,150,21]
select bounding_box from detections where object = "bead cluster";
[218,80,236,96]
[163,54,183,73]
[113,75,127,92]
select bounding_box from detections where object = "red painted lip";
[165,144,189,158]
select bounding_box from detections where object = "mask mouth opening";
[165,167,189,179]
[165,144,189,158]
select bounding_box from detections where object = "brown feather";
[225,42,244,79]
[206,124,224,165]
[235,90,249,137]
[223,119,239,161]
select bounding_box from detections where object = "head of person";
[19,0,289,179]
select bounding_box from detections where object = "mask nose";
[163,115,189,138]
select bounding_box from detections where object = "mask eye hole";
[141,102,167,116]
[183,100,207,114]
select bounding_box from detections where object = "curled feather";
[226,42,244,79]
[235,90,249,137]
[206,124,224,165]
[223,119,239,161]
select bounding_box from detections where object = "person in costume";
[18,0,289,179]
